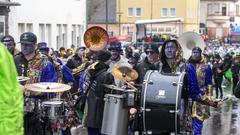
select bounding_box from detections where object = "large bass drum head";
[141,70,187,134]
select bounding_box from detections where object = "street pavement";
[203,84,240,135]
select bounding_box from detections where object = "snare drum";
[123,89,136,108]
[42,101,65,119]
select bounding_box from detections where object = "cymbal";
[25,82,71,93]
[112,66,138,81]
[17,76,30,82]
[103,84,125,91]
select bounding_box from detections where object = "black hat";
[145,43,159,54]
[108,41,122,52]
[96,50,111,62]
[38,42,49,51]
[19,32,37,44]
[77,46,86,51]
[192,47,202,54]
[1,35,15,43]
[214,54,221,59]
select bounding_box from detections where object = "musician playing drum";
[187,47,223,135]
[159,39,185,73]
[14,32,58,135]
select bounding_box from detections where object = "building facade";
[0,0,20,38]
[119,0,200,37]
[9,0,86,50]
[200,0,238,39]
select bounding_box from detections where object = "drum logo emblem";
[156,90,166,99]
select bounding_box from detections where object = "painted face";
[21,43,35,56]
[110,50,121,61]
[77,49,85,58]
[164,41,177,59]
[3,41,15,53]
[146,49,158,64]
[191,50,201,61]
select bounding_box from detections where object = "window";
[72,25,76,47]
[170,8,176,17]
[62,24,67,48]
[222,4,227,16]
[18,23,25,36]
[136,8,142,17]
[161,8,168,17]
[0,16,5,38]
[56,24,62,49]
[26,23,33,32]
[46,24,51,47]
[128,8,133,17]
[208,3,220,15]
[39,24,45,41]
[236,5,240,16]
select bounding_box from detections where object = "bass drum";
[141,70,189,134]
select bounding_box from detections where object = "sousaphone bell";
[178,31,205,59]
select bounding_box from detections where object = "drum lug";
[143,130,153,134]
[143,80,153,84]
[141,107,151,112]
[172,82,183,86]
[169,109,180,114]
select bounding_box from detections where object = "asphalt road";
[202,84,240,135]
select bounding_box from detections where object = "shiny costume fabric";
[0,44,24,135]
[187,59,213,135]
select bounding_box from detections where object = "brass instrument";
[73,26,109,76]
[178,31,205,59]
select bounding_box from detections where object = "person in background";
[0,43,23,135]
[212,54,224,99]
[1,35,20,56]
[108,41,131,87]
[231,53,240,94]
[187,47,223,135]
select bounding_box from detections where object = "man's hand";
[214,99,224,106]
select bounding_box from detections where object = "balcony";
[207,15,229,24]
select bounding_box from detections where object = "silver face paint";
[165,42,177,59]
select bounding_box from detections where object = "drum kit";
[19,77,80,134]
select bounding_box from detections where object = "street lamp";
[106,0,108,32]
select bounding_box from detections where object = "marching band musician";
[1,35,20,56]
[14,32,58,135]
[159,39,185,73]
[14,32,58,83]
[83,50,114,135]
[187,47,223,135]
[0,43,23,135]
[108,41,131,87]
[135,43,160,84]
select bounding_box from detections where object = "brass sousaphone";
[84,26,109,52]
[73,26,109,75]
[178,31,205,59]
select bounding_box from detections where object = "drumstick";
[124,81,138,91]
